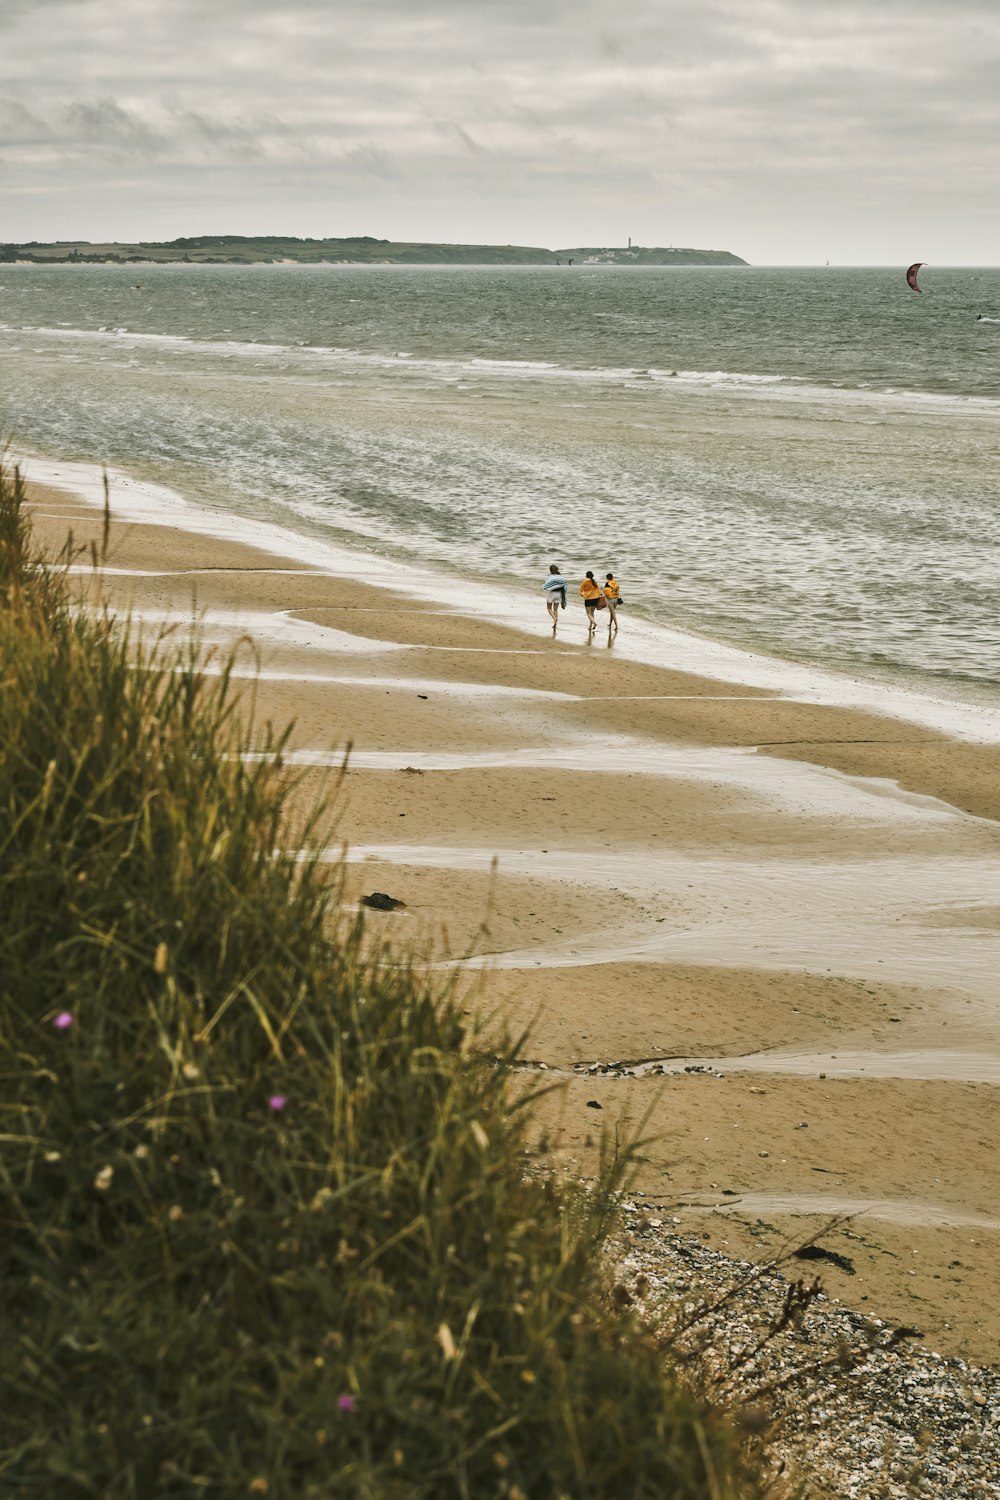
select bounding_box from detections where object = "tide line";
[20,451,1000,744]
[680,1193,1000,1231]
[520,1047,1000,1085]
[326,843,1000,998]
[275,741,973,825]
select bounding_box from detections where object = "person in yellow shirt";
[603,572,621,632]
[579,571,604,632]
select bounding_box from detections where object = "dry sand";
[28,482,1000,1368]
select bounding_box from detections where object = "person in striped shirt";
[543,564,567,631]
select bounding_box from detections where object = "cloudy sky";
[2,0,998,264]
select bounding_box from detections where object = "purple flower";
[53,1011,75,1031]
[268,1094,287,1112]
[337,1395,356,1413]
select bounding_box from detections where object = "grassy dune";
[0,461,762,1498]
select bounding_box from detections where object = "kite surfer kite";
[906,262,924,293]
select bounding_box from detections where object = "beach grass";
[0,458,763,1498]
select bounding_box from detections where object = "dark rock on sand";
[362,892,407,911]
[793,1244,856,1276]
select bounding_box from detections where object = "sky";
[2,0,999,265]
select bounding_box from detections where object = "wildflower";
[94,1165,114,1192]
[168,1205,184,1223]
[181,1061,200,1081]
[268,1094,286,1113]
[337,1395,356,1413]
[53,1011,74,1031]
[248,1481,269,1495]
[133,1144,150,1160]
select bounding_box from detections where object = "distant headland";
[0,235,748,267]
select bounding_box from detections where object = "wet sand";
[28,479,1000,1366]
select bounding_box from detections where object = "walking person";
[543,564,567,631]
[603,572,621,632]
[579,571,605,634]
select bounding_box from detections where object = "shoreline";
[19,451,1000,744]
[22,455,1000,1371]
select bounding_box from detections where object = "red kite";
[906,262,924,292]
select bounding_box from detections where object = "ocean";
[2,262,1000,707]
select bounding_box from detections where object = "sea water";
[2,263,999,705]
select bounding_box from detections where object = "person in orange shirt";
[579,571,604,632]
[603,572,621,632]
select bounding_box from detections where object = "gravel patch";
[610,1194,1000,1498]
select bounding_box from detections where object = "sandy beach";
[26,471,1000,1370]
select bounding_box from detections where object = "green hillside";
[1,235,748,266]
[555,245,747,266]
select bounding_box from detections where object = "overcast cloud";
[2,0,998,263]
